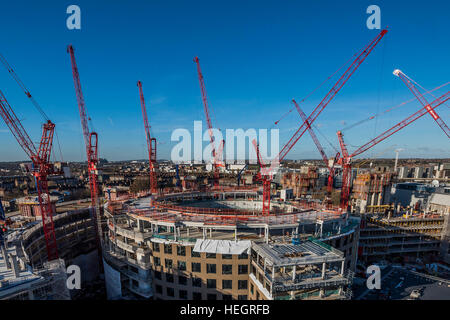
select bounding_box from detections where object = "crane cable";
[372,36,387,145]
[273,46,364,127]
[0,52,64,162]
[400,71,450,109]
[313,124,340,154]
[341,81,450,132]
[0,53,49,121]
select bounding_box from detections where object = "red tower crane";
[394,69,450,139]
[194,57,223,188]
[253,29,388,215]
[137,81,157,194]
[0,91,58,260]
[67,45,103,262]
[292,99,335,194]
[337,90,450,210]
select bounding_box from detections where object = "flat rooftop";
[252,241,344,267]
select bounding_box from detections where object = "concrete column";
[263,259,266,276]
[1,244,10,269]
[320,288,325,298]
[341,260,345,276]
[292,265,296,281]
[322,262,326,279]
[9,254,20,277]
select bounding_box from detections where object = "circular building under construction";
[103,189,360,300]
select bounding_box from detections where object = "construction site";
[0,20,449,303]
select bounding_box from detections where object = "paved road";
[355,265,394,300]
[355,266,450,300]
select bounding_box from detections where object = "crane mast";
[275,29,388,165]
[0,90,58,260]
[194,57,221,187]
[394,69,450,139]
[254,29,387,215]
[67,45,103,264]
[338,90,450,210]
[336,131,351,209]
[292,99,335,194]
[137,81,157,194]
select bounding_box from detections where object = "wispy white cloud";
[150,97,167,105]
[107,117,114,126]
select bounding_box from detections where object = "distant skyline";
[0,0,449,162]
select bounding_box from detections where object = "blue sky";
[0,0,448,162]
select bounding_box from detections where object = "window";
[166,287,174,297]
[207,294,217,300]
[177,246,186,256]
[206,253,216,259]
[238,280,248,290]
[191,262,201,273]
[222,294,232,300]
[154,271,162,280]
[178,261,186,271]
[222,280,232,289]
[238,252,248,260]
[238,265,248,274]
[258,272,263,283]
[207,279,216,289]
[222,254,232,259]
[222,264,232,275]
[164,244,172,254]
[192,292,202,300]
[153,257,161,266]
[191,249,201,258]
[250,283,254,294]
[207,263,216,274]
[165,259,173,269]
[192,277,202,287]
[178,275,187,286]
[166,274,174,283]
[152,242,160,252]
[179,290,188,299]
[155,285,162,294]
[238,295,247,300]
